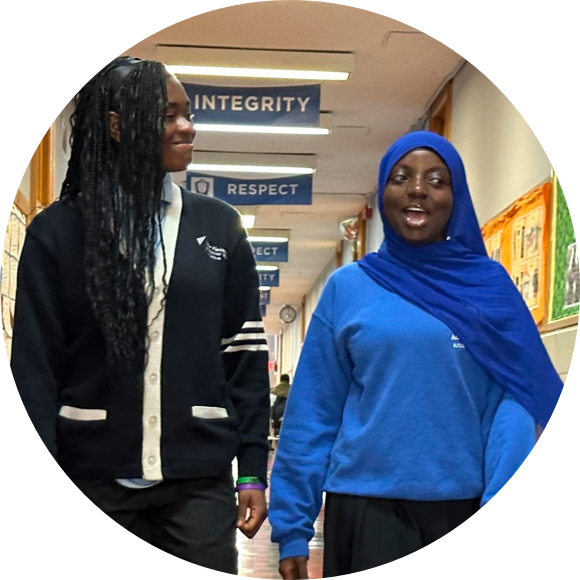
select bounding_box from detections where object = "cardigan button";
[151,331,160,342]
[147,455,156,466]
[148,415,158,426]
[149,373,158,383]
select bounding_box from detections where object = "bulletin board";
[2,203,27,359]
[2,126,55,359]
[481,182,551,324]
[549,177,578,323]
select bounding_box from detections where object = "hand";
[236,489,267,538]
[279,556,309,580]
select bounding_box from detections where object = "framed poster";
[484,230,503,263]
[548,177,579,324]
[481,181,551,324]
[2,204,27,359]
[511,206,543,311]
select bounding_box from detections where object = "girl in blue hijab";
[270,132,562,579]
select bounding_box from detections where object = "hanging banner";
[183,83,320,126]
[259,289,271,306]
[550,173,580,320]
[260,304,267,318]
[186,173,312,206]
[250,240,288,262]
[259,270,280,287]
[481,182,551,324]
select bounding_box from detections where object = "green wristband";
[237,476,263,484]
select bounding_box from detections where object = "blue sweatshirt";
[269,263,536,561]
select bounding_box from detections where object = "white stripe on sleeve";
[222,344,269,354]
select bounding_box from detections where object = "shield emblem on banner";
[191,177,214,196]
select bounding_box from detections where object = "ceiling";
[5,0,580,332]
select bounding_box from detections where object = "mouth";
[403,207,429,228]
[172,142,194,152]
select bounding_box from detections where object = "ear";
[109,111,121,143]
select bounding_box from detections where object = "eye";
[389,173,408,184]
[428,175,449,187]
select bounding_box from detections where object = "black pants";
[74,473,238,574]
[323,493,480,577]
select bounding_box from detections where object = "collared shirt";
[117,173,173,490]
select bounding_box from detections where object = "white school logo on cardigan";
[197,235,227,261]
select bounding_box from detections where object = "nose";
[407,175,427,198]
[177,116,196,141]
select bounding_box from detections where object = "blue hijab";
[358,131,562,428]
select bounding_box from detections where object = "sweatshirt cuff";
[279,537,310,561]
[237,443,269,487]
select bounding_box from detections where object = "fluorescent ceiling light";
[166,65,348,81]
[259,286,271,291]
[195,113,331,136]
[195,124,329,135]
[256,265,279,271]
[191,152,315,175]
[157,47,354,82]
[249,236,289,243]
[188,163,314,175]
[240,215,255,229]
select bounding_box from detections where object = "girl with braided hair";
[11,56,270,573]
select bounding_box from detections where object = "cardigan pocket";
[191,406,229,419]
[59,405,107,421]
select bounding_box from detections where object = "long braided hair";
[60,57,169,368]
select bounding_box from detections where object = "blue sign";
[258,270,279,287]
[186,173,312,206]
[259,289,270,306]
[251,240,288,262]
[260,304,267,317]
[184,83,320,126]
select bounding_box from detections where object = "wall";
[451,62,576,383]
[279,250,339,377]
[366,63,552,254]
[304,252,337,334]
[279,306,303,379]
[53,100,74,199]
[366,193,383,253]
[18,164,31,204]
[451,62,552,225]
[13,100,72,214]
[341,239,356,266]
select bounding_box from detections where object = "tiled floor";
[237,452,325,579]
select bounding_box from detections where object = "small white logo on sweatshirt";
[451,334,465,349]
[197,236,227,261]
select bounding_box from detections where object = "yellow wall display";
[481,182,551,325]
[2,204,27,359]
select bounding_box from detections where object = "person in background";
[269,131,563,579]
[271,373,291,437]
[11,56,270,573]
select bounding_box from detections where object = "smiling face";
[382,148,454,246]
[108,73,196,173]
[162,75,196,172]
